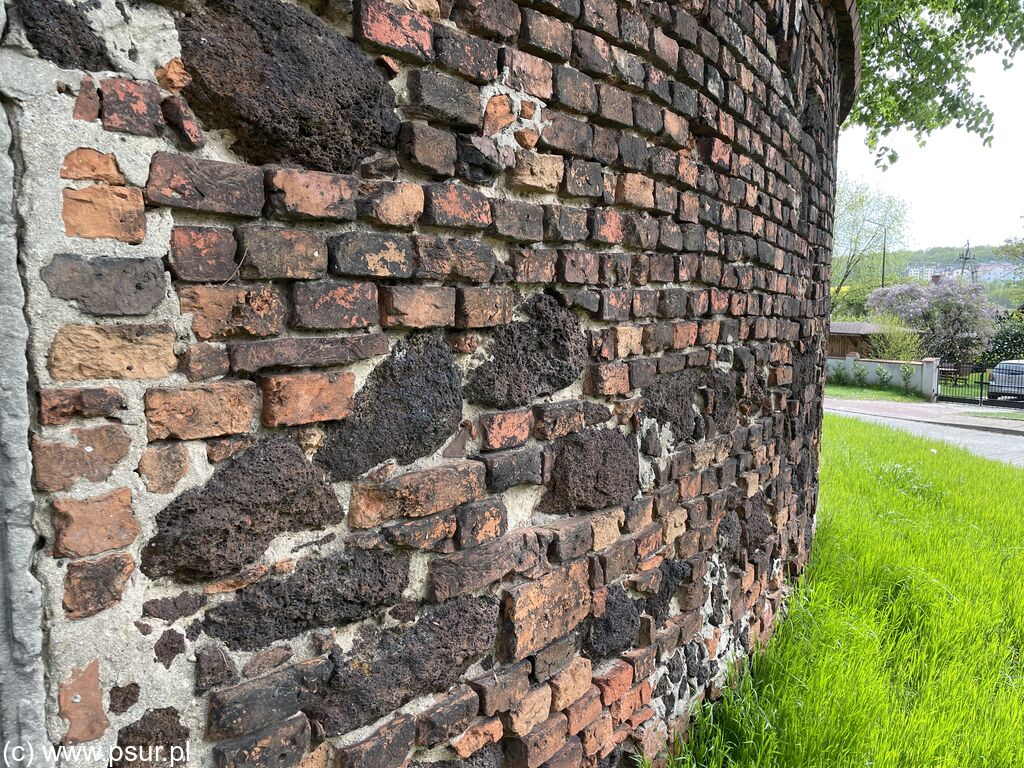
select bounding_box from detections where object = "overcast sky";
[838,53,1024,252]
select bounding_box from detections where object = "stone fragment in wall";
[195,644,240,694]
[315,334,462,481]
[229,333,390,374]
[202,549,409,651]
[108,683,141,715]
[60,149,125,185]
[303,595,499,736]
[41,254,164,316]
[465,294,587,409]
[145,381,257,441]
[335,713,416,768]
[501,560,591,660]
[58,659,108,744]
[583,585,640,660]
[540,428,640,515]
[62,186,146,244]
[99,79,164,137]
[49,324,176,382]
[51,488,139,559]
[137,442,190,494]
[32,424,131,492]
[176,0,399,172]
[145,153,264,217]
[156,58,191,92]
[21,0,113,71]
[111,708,189,768]
[38,386,124,426]
[142,591,208,623]
[242,646,294,678]
[214,713,311,768]
[74,76,101,122]
[141,436,341,582]
[154,628,185,669]
[161,95,206,149]
[63,552,135,619]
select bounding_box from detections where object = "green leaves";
[850,0,1024,165]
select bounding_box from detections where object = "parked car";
[988,360,1024,400]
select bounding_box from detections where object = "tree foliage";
[980,311,1024,365]
[852,0,1024,164]
[868,314,922,361]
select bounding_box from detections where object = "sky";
[838,53,1024,252]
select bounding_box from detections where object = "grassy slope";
[659,414,1024,768]
[824,383,928,403]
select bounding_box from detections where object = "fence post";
[920,358,939,401]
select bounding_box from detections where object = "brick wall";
[1,0,857,765]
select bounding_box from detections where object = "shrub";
[979,311,1024,366]
[852,360,869,387]
[868,313,921,361]
[900,363,915,393]
[875,366,894,388]
[828,362,849,386]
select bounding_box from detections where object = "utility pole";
[867,218,889,288]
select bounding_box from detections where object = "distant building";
[828,321,882,358]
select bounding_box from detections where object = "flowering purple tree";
[866,280,998,365]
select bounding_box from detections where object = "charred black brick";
[544,205,589,242]
[434,26,501,84]
[21,0,113,71]
[408,70,483,130]
[552,66,597,114]
[481,448,544,492]
[490,199,545,241]
[213,714,310,768]
[142,592,208,623]
[154,629,186,670]
[541,428,640,514]
[41,255,165,316]
[584,585,640,660]
[529,634,577,681]
[316,334,462,480]
[465,294,587,408]
[112,709,189,768]
[177,0,398,172]
[141,436,343,582]
[195,644,239,694]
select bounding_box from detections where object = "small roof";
[830,321,882,336]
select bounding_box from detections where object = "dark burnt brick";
[290,281,378,330]
[552,66,597,115]
[399,121,458,178]
[63,552,134,619]
[21,0,113,71]
[634,99,664,136]
[591,125,619,165]
[520,9,572,61]
[423,183,493,230]
[434,26,501,84]
[412,745,503,768]
[530,635,577,681]
[533,400,585,440]
[73,76,100,122]
[112,709,189,768]
[408,70,483,130]
[465,294,587,408]
[337,714,415,768]
[141,436,343,582]
[356,0,433,62]
[228,333,389,373]
[236,226,327,280]
[545,206,589,242]
[41,254,164,317]
[266,168,357,221]
[510,248,557,283]
[154,629,185,669]
[558,250,599,284]
[456,499,508,547]
[580,0,617,35]
[456,135,506,185]
[452,0,521,40]
[142,592,208,623]
[601,289,632,322]
[490,199,545,241]
[504,49,554,99]
[429,530,540,601]
[99,79,164,137]
[38,387,124,426]
[417,686,479,746]
[539,111,593,157]
[328,231,415,278]
[108,683,140,715]
[501,561,590,661]
[571,30,612,77]
[303,595,499,736]
[316,334,462,480]
[195,645,239,693]
[481,447,543,492]
[161,95,206,149]
[479,408,533,451]
[559,288,600,314]
[541,428,640,514]
[415,235,496,283]
[146,153,264,217]
[617,133,649,170]
[203,549,408,650]
[170,226,238,282]
[543,517,593,562]
[385,513,457,551]
[177,0,398,172]
[563,159,604,198]
[213,713,310,768]
[470,661,531,716]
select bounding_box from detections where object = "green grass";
[965,409,1024,422]
[824,383,928,403]
[642,415,1024,768]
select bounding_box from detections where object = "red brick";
[145,382,258,440]
[63,552,134,619]
[548,656,592,710]
[39,387,124,426]
[227,334,390,373]
[615,173,655,209]
[510,151,564,193]
[137,442,190,494]
[145,152,264,217]
[62,186,145,244]
[504,684,553,737]
[505,49,554,99]
[161,94,205,149]
[170,226,238,282]
[399,120,457,178]
[49,324,176,382]
[479,409,534,451]
[265,168,357,221]
[357,181,424,227]
[451,718,502,758]
[260,370,355,427]
[52,488,139,558]
[380,285,456,328]
[290,281,378,330]
[532,400,584,440]
[502,561,591,660]
[236,226,327,279]
[328,232,415,278]
[356,0,433,62]
[506,713,568,768]
[511,249,557,283]
[60,148,124,184]
[490,199,545,241]
[58,660,107,744]
[414,236,496,283]
[564,686,602,734]
[99,78,163,136]
[593,660,633,704]
[349,460,487,527]
[456,287,515,328]
[585,363,630,396]
[544,736,583,768]
[31,425,130,493]
[73,75,100,121]
[177,284,286,341]
[484,93,516,136]
[423,183,493,229]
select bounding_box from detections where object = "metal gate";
[937,363,1024,409]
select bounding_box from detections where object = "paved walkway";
[825,398,1024,468]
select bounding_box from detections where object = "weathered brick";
[452,717,504,758]
[510,151,565,193]
[170,226,238,282]
[585,362,630,396]
[336,714,415,768]
[61,186,145,244]
[548,656,592,710]
[177,284,286,341]
[545,206,589,242]
[350,460,487,527]
[423,183,493,229]
[260,370,355,427]
[49,324,176,381]
[329,231,415,278]
[31,425,130,493]
[539,111,593,157]
[565,686,602,734]
[100,78,163,136]
[506,713,568,768]
[470,661,531,716]
[520,9,572,61]
[58,660,107,744]
[290,281,378,330]
[357,181,424,227]
[558,249,599,284]
[434,26,501,83]
[356,0,433,62]
[137,442,190,494]
[265,168,357,221]
[480,409,534,451]
[452,0,521,40]
[481,447,544,492]
[417,686,479,746]
[505,49,554,99]
[145,382,258,440]
[490,199,545,242]
[456,499,508,547]
[73,76,100,121]
[385,513,458,551]
[579,711,612,756]
[162,95,205,149]
[61,148,124,184]
[504,683,552,737]
[502,560,591,660]
[511,248,557,283]
[593,660,632,704]
[145,152,264,216]
[51,488,139,558]
[408,70,483,129]
[533,400,585,440]
[553,66,597,114]
[64,552,134,619]
[228,334,390,373]
[429,530,540,601]
[213,713,310,768]
[456,287,514,329]
[414,235,496,283]
[236,226,327,279]
[399,120,458,178]
[380,285,456,328]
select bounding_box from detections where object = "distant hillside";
[899,245,1003,269]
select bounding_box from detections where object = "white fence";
[826,354,940,400]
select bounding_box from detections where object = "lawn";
[966,409,1024,422]
[648,414,1024,768]
[824,383,927,403]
